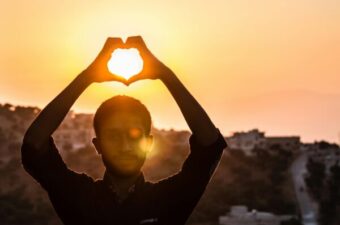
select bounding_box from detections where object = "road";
[290,152,319,225]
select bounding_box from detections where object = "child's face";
[93,112,152,177]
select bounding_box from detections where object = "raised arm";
[126,36,219,146]
[23,37,126,151]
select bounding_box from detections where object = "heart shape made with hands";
[107,48,144,80]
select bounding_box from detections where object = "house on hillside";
[258,136,300,153]
[226,129,265,155]
[226,129,300,155]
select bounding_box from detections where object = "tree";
[305,158,326,200]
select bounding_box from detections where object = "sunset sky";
[1,0,340,143]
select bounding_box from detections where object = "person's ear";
[145,135,153,152]
[92,137,102,155]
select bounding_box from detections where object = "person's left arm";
[125,36,221,146]
[125,37,227,222]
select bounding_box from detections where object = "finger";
[102,37,123,55]
[126,36,152,60]
[109,75,128,84]
[125,36,147,49]
[99,37,124,61]
[103,37,121,49]
[108,37,124,47]
[127,74,142,85]
[106,37,124,53]
[112,73,126,81]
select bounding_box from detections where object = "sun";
[107,48,144,80]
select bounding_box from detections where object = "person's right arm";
[22,37,125,151]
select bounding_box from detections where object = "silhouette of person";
[21,36,227,225]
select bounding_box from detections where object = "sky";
[1,0,340,143]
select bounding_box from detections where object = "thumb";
[127,74,142,85]
[115,76,129,85]
[105,74,128,84]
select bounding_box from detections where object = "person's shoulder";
[48,170,95,196]
[21,136,63,174]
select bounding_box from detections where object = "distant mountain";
[226,89,340,143]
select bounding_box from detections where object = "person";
[21,36,227,225]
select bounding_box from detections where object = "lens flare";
[107,48,143,80]
[129,128,142,140]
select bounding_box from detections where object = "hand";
[82,37,127,84]
[124,36,173,85]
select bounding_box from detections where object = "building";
[258,136,300,153]
[226,129,301,155]
[226,129,265,155]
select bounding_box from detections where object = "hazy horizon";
[2,87,339,144]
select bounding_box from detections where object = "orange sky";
[1,0,340,143]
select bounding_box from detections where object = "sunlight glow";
[107,48,144,80]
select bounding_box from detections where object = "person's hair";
[93,95,152,136]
